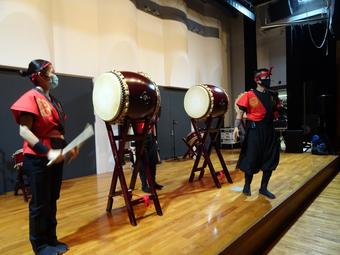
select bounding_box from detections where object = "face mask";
[260,78,271,89]
[49,74,59,89]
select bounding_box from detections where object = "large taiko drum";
[93,71,161,123]
[12,149,23,169]
[184,84,229,119]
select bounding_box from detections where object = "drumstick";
[47,124,94,166]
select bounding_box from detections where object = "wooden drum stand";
[105,118,162,226]
[189,115,233,188]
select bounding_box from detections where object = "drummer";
[233,68,281,199]
[10,59,78,255]
[137,111,163,193]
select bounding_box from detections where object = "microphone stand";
[171,120,179,160]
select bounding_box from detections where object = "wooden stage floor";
[0,151,338,255]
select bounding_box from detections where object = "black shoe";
[259,188,276,199]
[154,183,163,190]
[49,241,69,254]
[37,245,59,255]
[142,185,151,193]
[242,185,251,196]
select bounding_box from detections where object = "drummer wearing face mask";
[233,67,281,200]
[11,59,77,255]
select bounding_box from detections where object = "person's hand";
[47,149,63,164]
[233,127,239,142]
[68,146,79,160]
[65,146,79,164]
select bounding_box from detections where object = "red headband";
[30,62,51,81]
[255,67,273,81]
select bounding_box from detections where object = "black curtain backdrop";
[157,87,191,160]
[286,24,337,149]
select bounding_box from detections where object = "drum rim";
[199,84,215,119]
[184,85,214,119]
[94,71,160,123]
[92,71,128,123]
[110,70,130,124]
[185,84,229,119]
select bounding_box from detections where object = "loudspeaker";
[284,130,303,153]
[319,94,333,117]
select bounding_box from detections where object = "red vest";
[236,90,279,122]
[11,89,65,156]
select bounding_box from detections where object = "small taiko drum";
[93,71,161,123]
[185,131,203,147]
[184,84,229,119]
[12,149,23,169]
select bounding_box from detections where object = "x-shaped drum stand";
[105,118,162,226]
[189,116,233,188]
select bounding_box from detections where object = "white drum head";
[93,72,123,122]
[184,86,210,119]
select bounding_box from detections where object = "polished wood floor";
[0,151,338,255]
[269,172,340,255]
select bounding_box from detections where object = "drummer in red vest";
[136,111,163,193]
[233,67,281,199]
[11,59,77,255]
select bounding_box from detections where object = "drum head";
[184,86,210,119]
[93,72,123,122]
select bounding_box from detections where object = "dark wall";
[157,87,191,160]
[0,68,96,194]
[244,16,257,91]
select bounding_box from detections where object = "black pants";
[139,134,158,187]
[238,121,280,174]
[23,154,63,253]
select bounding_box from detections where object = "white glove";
[19,125,39,146]
[47,149,63,165]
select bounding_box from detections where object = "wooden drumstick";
[47,124,94,166]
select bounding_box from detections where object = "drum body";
[185,131,198,147]
[93,71,160,123]
[184,84,229,119]
[185,131,203,147]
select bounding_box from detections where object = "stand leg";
[117,168,137,226]
[188,117,233,188]
[144,154,163,216]
[105,120,163,226]
[215,148,233,183]
[189,149,203,182]
[106,168,118,212]
[198,142,213,180]
[205,158,221,188]
[182,138,196,159]
[105,122,137,226]
[191,118,221,188]
[211,117,233,184]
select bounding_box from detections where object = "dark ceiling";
[252,0,276,7]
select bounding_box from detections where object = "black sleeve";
[237,105,247,112]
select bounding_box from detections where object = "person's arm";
[19,113,63,162]
[233,109,245,141]
[19,113,39,147]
